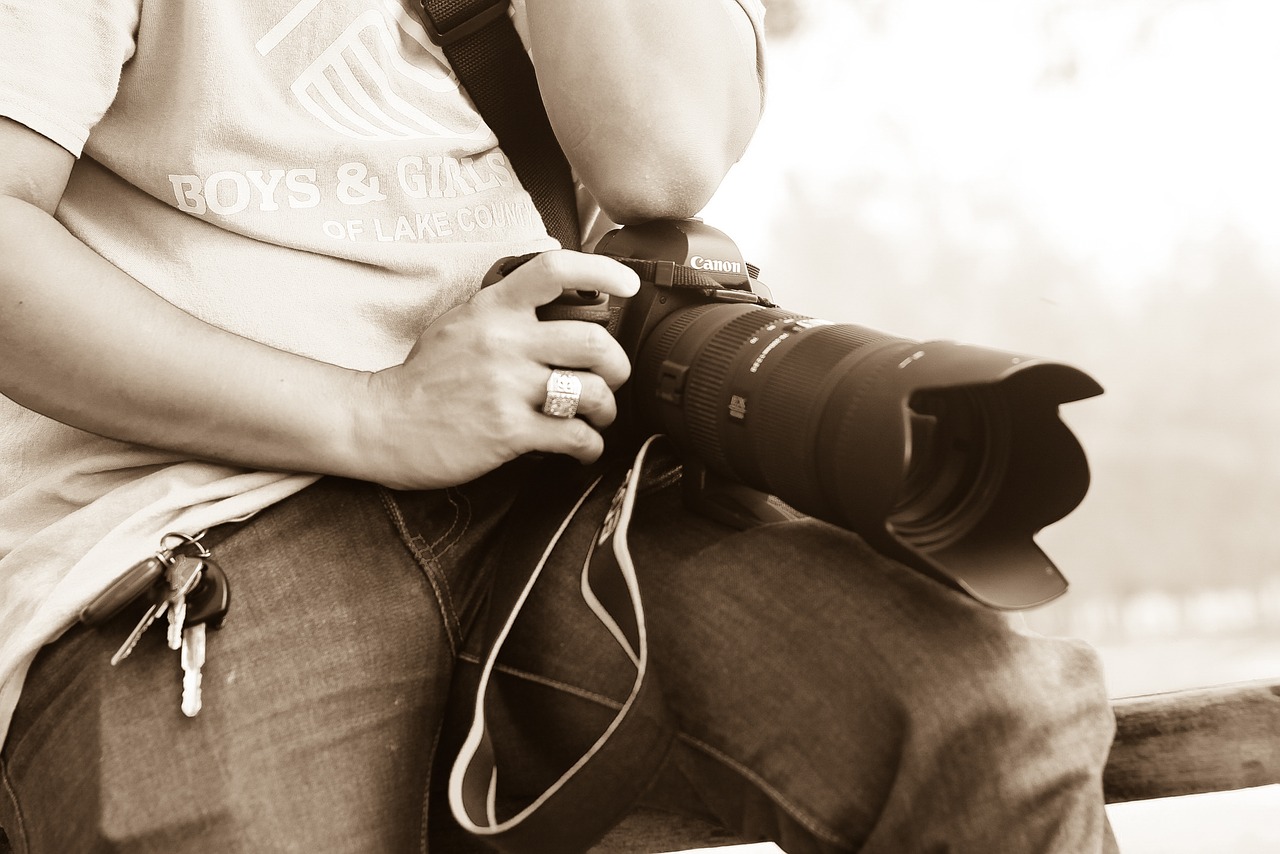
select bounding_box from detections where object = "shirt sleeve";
[0,0,142,156]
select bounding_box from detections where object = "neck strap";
[420,0,582,249]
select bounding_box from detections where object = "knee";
[989,628,1113,739]
[821,536,1116,755]
[900,622,1116,778]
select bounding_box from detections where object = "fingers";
[523,414,606,466]
[493,369,608,466]
[508,363,615,430]
[509,365,616,465]
[459,249,640,467]
[478,250,640,312]
[472,249,635,387]
[536,367,616,428]
[527,320,631,389]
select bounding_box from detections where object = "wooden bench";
[589,678,1280,852]
[1,680,1275,853]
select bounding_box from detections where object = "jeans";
[0,455,1118,853]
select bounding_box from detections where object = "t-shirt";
[0,0,766,746]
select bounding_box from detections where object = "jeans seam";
[428,487,471,558]
[379,489,461,657]
[0,752,28,854]
[456,653,853,848]
[419,725,442,854]
[423,490,467,617]
[676,733,853,848]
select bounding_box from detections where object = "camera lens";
[888,388,1009,550]
[634,303,922,523]
[631,301,1098,608]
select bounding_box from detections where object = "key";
[110,547,181,665]
[80,553,168,627]
[178,561,230,717]
[110,584,170,666]
[181,623,207,717]
[165,555,205,651]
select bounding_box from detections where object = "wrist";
[339,366,447,491]
[329,367,397,487]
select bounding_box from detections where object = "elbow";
[591,166,721,225]
[570,103,757,225]
[583,140,739,225]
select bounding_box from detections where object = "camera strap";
[418,0,582,250]
[447,436,678,853]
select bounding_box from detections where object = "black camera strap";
[447,438,678,853]
[419,0,581,250]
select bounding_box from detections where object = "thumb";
[476,250,640,313]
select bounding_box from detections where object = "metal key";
[181,623,207,717]
[110,582,171,666]
[165,555,205,651]
[109,544,190,666]
[178,560,230,717]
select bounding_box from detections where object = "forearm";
[524,0,762,222]
[0,196,370,480]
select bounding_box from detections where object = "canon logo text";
[689,255,743,274]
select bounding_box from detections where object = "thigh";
[0,476,503,854]
[437,470,1116,854]
[634,492,1114,853]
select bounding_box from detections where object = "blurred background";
[693,0,1280,850]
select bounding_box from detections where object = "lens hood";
[815,342,1102,608]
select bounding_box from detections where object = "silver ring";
[543,368,582,419]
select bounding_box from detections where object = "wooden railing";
[1104,678,1280,803]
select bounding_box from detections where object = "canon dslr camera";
[492,219,1103,610]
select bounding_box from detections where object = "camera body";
[497,219,1103,610]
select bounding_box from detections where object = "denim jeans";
[0,454,1118,853]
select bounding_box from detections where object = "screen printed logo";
[256,0,491,142]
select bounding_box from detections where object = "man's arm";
[0,118,635,489]
[524,0,763,223]
[0,118,372,477]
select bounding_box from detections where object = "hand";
[357,250,640,490]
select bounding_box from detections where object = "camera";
[497,219,1103,610]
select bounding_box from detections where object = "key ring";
[160,530,212,559]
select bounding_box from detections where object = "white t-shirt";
[0,0,765,746]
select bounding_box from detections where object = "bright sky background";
[705,0,1280,300]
